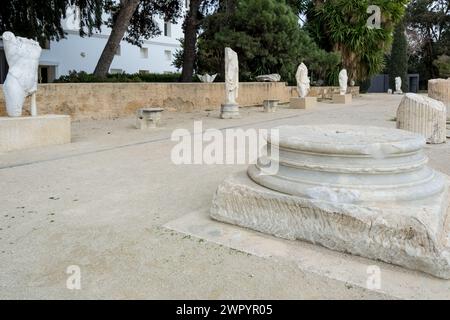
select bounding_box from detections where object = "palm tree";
[305,0,409,82]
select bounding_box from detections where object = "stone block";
[263,100,279,113]
[0,115,71,152]
[429,78,450,120]
[397,93,447,144]
[136,108,163,129]
[220,103,240,119]
[333,94,352,104]
[290,97,316,109]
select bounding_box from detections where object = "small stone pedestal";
[211,125,450,279]
[136,108,163,129]
[263,100,279,113]
[290,97,316,109]
[0,115,71,152]
[332,94,352,104]
[220,104,240,119]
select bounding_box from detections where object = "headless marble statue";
[339,69,348,95]
[395,77,403,94]
[225,48,239,104]
[2,31,42,117]
[295,63,310,98]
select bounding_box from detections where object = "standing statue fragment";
[290,63,316,109]
[2,32,42,117]
[220,48,240,119]
[333,69,352,104]
[395,77,403,94]
[339,69,348,95]
[295,63,310,98]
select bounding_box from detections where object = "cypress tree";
[388,19,409,92]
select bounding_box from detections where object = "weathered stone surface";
[220,103,240,119]
[256,74,281,82]
[2,32,42,117]
[397,93,446,144]
[0,84,360,120]
[429,78,450,120]
[333,93,352,104]
[211,125,450,279]
[0,115,71,152]
[263,100,279,113]
[136,108,163,129]
[290,97,316,109]
[295,63,310,98]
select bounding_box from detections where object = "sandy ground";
[0,93,449,299]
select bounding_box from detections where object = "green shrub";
[54,70,189,83]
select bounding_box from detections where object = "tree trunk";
[94,0,140,78]
[180,0,202,82]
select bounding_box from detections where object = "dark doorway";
[368,74,389,93]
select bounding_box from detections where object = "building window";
[115,45,121,56]
[139,70,149,74]
[140,47,148,59]
[164,50,172,61]
[110,68,123,74]
[164,21,171,37]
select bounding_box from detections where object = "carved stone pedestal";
[210,125,450,279]
[332,94,352,104]
[290,97,316,109]
[220,103,240,119]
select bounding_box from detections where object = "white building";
[0,4,187,83]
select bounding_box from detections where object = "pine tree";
[196,0,340,84]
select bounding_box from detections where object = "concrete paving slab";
[165,209,450,300]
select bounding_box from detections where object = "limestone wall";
[0,82,360,120]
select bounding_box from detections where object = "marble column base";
[211,170,450,279]
[220,103,240,119]
[210,125,450,279]
[333,94,352,104]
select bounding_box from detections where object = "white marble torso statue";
[224,47,239,105]
[395,77,402,93]
[339,69,348,95]
[2,32,42,117]
[295,63,310,98]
